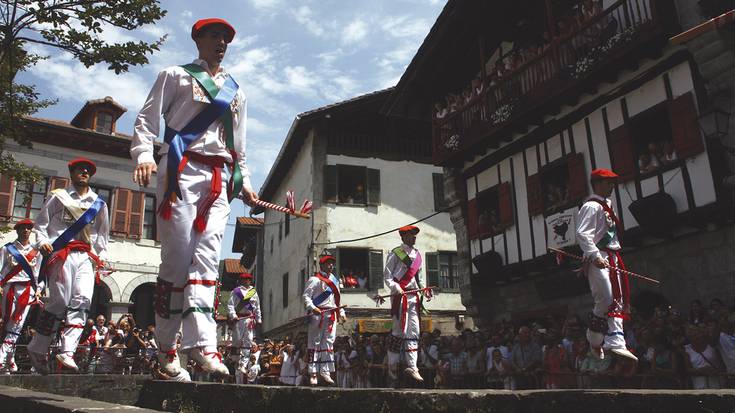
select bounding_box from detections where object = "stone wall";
[0,374,147,406]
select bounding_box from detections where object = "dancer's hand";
[339,315,347,323]
[39,243,53,256]
[593,256,608,269]
[133,162,157,187]
[312,307,322,314]
[241,187,259,207]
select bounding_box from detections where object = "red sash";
[314,273,341,308]
[588,198,624,236]
[46,240,104,284]
[2,281,31,324]
[0,249,38,287]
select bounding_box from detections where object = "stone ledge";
[137,381,735,413]
[0,374,148,406]
[0,384,161,413]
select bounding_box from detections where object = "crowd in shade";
[3,296,734,390]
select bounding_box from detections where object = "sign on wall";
[546,208,577,249]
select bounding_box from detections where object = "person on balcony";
[575,168,638,363]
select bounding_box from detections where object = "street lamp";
[697,90,732,138]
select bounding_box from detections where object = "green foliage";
[0,0,167,182]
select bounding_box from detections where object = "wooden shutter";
[608,124,635,181]
[324,165,338,203]
[498,182,514,229]
[127,190,145,239]
[566,153,588,202]
[367,168,381,206]
[426,252,440,291]
[49,177,70,192]
[467,198,479,239]
[669,92,705,159]
[526,173,544,216]
[111,188,131,236]
[0,175,14,219]
[368,249,383,291]
[433,173,446,211]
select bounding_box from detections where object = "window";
[110,188,145,239]
[426,252,459,290]
[299,268,306,296]
[143,194,157,240]
[270,236,274,254]
[95,112,113,134]
[324,165,380,206]
[477,186,501,236]
[433,173,448,211]
[278,220,282,243]
[284,214,290,237]
[90,185,113,205]
[12,178,49,220]
[609,92,704,182]
[269,290,273,315]
[468,181,514,238]
[282,272,289,308]
[336,248,383,290]
[526,153,586,217]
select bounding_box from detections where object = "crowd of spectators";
[638,140,678,174]
[433,0,610,121]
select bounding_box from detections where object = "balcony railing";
[433,0,665,163]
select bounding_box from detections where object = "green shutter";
[324,165,338,203]
[367,168,381,206]
[368,249,384,291]
[426,253,440,291]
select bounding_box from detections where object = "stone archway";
[122,274,157,303]
[130,283,156,329]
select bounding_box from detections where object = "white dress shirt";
[0,240,42,284]
[302,272,345,318]
[34,187,109,262]
[131,59,253,193]
[227,285,262,323]
[384,243,423,294]
[575,194,621,261]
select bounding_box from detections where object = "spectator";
[245,354,260,384]
[486,348,512,390]
[689,300,711,326]
[684,326,724,389]
[418,332,439,387]
[646,334,680,388]
[94,315,109,347]
[279,344,299,385]
[542,330,571,389]
[445,337,469,387]
[355,270,368,289]
[511,326,542,389]
[466,336,485,388]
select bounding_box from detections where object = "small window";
[90,185,113,207]
[337,248,370,290]
[12,178,49,220]
[285,214,290,237]
[143,194,157,240]
[299,268,306,296]
[278,220,282,243]
[269,291,273,315]
[631,105,677,177]
[338,165,366,205]
[270,236,274,254]
[477,186,501,237]
[282,272,289,308]
[324,164,381,206]
[438,252,459,289]
[95,112,113,134]
[541,163,571,214]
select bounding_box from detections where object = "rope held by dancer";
[548,247,661,284]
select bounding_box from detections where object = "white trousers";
[0,282,34,367]
[155,155,230,353]
[388,294,420,369]
[586,255,627,350]
[307,312,336,374]
[28,251,94,355]
[231,318,255,356]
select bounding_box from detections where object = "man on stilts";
[385,225,430,383]
[227,272,261,383]
[131,18,258,378]
[0,219,42,373]
[303,254,346,386]
[576,168,638,362]
[27,158,110,374]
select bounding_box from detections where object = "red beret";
[398,225,420,235]
[590,168,619,181]
[319,255,336,264]
[68,158,96,176]
[239,273,253,280]
[191,18,236,43]
[13,219,33,230]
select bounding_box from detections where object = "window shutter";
[49,177,70,192]
[111,188,131,236]
[426,252,440,291]
[127,190,145,239]
[566,153,588,202]
[498,182,514,229]
[0,175,14,219]
[367,168,381,206]
[324,165,338,203]
[526,173,544,216]
[669,92,704,159]
[368,249,384,291]
[467,198,479,239]
[608,124,635,181]
[433,173,447,211]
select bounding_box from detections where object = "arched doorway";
[90,283,112,320]
[130,283,156,328]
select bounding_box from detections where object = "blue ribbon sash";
[312,274,340,307]
[5,243,34,281]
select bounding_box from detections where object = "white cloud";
[290,5,327,37]
[250,0,282,10]
[284,66,317,95]
[342,19,368,44]
[381,16,431,39]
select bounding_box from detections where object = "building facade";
[255,90,469,338]
[384,0,735,325]
[0,97,160,326]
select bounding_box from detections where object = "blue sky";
[16,0,445,258]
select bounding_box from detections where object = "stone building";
[0,97,161,326]
[253,89,469,338]
[383,0,735,325]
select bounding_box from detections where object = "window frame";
[336,247,371,292]
[11,177,49,220]
[282,272,289,308]
[437,251,459,291]
[94,110,114,134]
[142,193,157,240]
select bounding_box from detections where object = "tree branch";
[16,35,93,58]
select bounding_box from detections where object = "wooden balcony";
[433,0,673,165]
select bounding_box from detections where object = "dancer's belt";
[601,248,630,320]
[47,240,104,285]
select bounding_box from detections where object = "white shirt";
[420,344,439,368]
[226,285,262,323]
[576,194,621,261]
[131,59,253,193]
[384,243,423,294]
[486,345,511,368]
[718,332,735,373]
[302,271,346,318]
[34,187,109,261]
[0,240,41,284]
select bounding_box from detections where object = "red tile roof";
[237,217,264,226]
[224,259,247,275]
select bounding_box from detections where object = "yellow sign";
[357,318,432,333]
